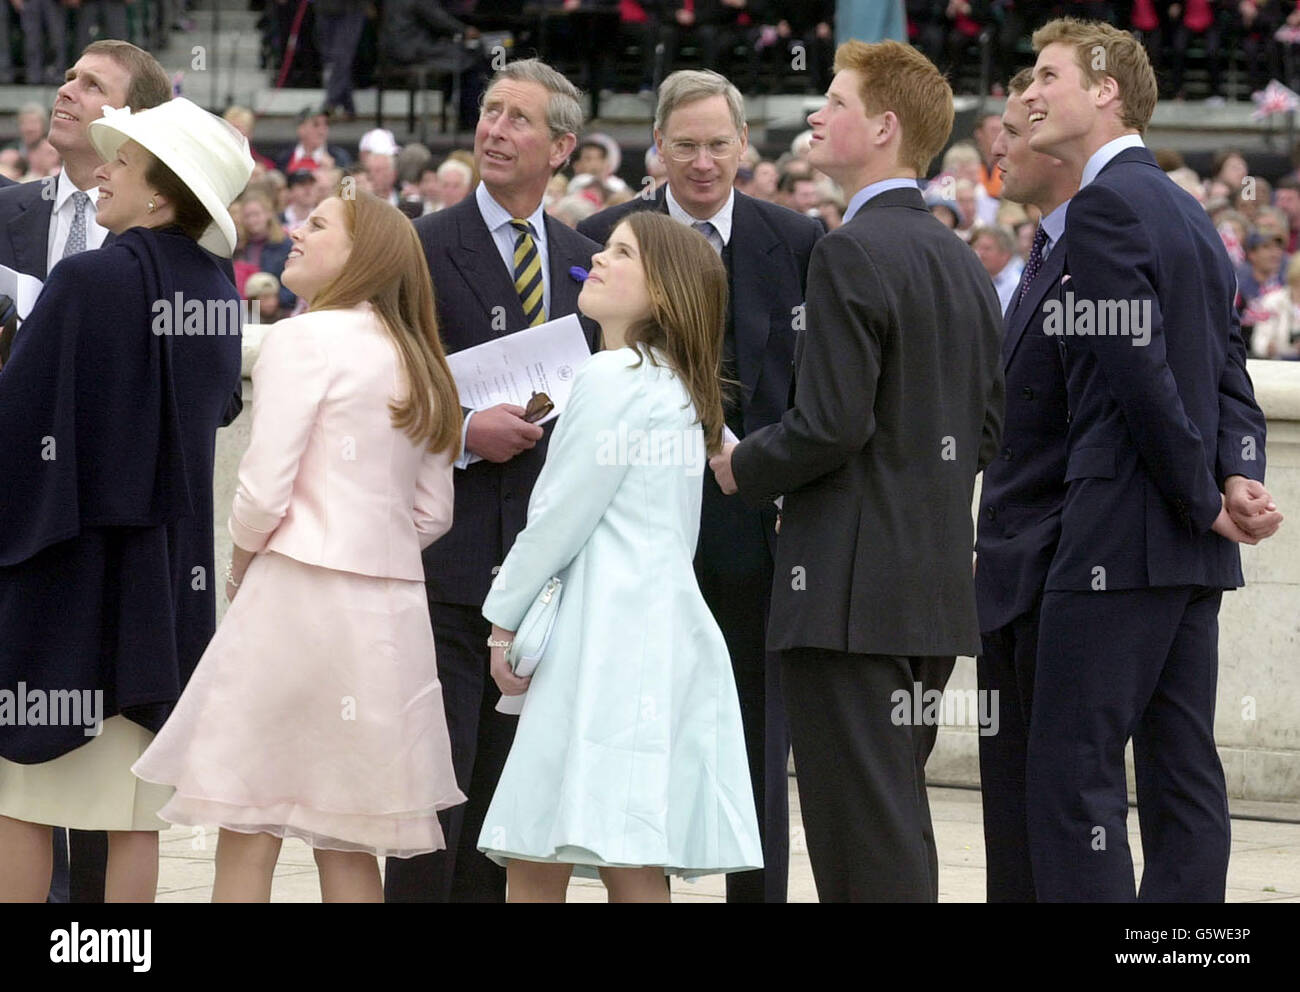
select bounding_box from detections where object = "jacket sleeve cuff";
[228,513,275,554]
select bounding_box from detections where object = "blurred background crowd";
[0,0,1297,359]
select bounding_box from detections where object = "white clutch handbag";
[496,576,562,715]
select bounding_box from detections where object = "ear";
[1094,73,1121,109]
[877,110,900,147]
[738,123,749,158]
[550,132,578,172]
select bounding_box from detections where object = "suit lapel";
[1002,234,1066,369]
[448,199,526,334]
[544,213,585,321]
[9,194,52,281]
[727,193,782,400]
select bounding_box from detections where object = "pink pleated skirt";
[133,551,465,857]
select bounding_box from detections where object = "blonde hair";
[310,191,463,456]
[237,190,287,246]
[1032,17,1158,133]
[833,40,954,175]
[618,212,728,456]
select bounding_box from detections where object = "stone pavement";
[154,784,1300,902]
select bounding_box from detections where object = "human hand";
[1224,475,1283,541]
[1212,503,1259,545]
[489,627,530,697]
[709,442,739,495]
[466,404,545,463]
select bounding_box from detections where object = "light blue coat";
[478,346,762,877]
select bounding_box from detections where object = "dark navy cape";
[0,226,242,762]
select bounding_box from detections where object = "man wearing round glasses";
[579,68,822,904]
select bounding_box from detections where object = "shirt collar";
[1080,134,1146,190]
[55,169,98,212]
[664,184,735,244]
[476,181,547,245]
[1039,198,1070,251]
[843,177,919,225]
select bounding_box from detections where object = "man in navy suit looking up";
[1019,17,1282,902]
[973,66,1079,904]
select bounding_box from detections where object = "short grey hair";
[485,58,585,140]
[654,70,746,136]
[437,158,474,184]
[971,224,1016,255]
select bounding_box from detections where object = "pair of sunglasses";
[523,391,554,423]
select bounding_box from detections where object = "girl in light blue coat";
[478,211,763,902]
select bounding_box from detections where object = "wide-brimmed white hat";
[88,97,255,257]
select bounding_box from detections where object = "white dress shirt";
[993,256,1026,315]
[664,185,735,246]
[457,183,553,469]
[47,170,108,274]
[1079,133,1147,192]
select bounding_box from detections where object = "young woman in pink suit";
[133,190,467,902]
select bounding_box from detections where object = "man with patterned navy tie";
[1019,18,1281,902]
[973,67,1078,904]
[386,58,601,903]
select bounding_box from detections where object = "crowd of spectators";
[220,96,1300,361]
[2,2,1298,102]
[257,1,1300,105]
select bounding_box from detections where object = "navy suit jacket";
[579,186,822,439]
[415,194,601,607]
[1047,147,1266,592]
[975,227,1070,633]
[0,177,67,280]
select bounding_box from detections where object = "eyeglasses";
[523,391,554,424]
[665,139,740,162]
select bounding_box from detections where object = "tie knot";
[72,191,90,211]
[1032,225,1048,250]
[510,218,533,236]
[692,220,715,235]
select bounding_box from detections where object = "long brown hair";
[310,190,462,457]
[619,211,728,455]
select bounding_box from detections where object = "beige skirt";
[0,715,173,831]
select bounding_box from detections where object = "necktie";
[1016,224,1049,308]
[63,191,90,258]
[510,218,545,326]
[692,219,723,255]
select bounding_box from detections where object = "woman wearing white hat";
[0,97,254,901]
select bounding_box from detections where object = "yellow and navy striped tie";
[510,218,546,326]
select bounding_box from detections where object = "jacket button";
[985,506,997,520]
[503,493,514,503]
[1001,447,1013,461]
[1021,387,1034,400]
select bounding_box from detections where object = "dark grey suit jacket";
[732,186,1005,658]
[414,194,601,607]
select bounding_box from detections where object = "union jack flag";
[1251,80,1300,120]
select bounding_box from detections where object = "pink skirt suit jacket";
[133,302,467,857]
